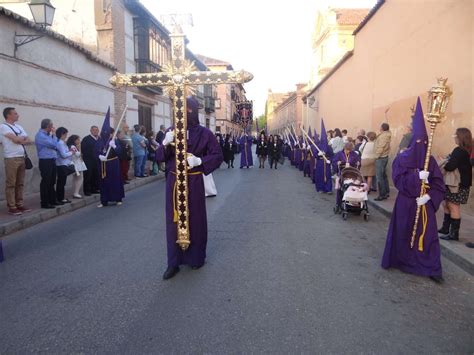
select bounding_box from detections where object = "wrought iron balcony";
[205,97,215,113]
[135,59,163,95]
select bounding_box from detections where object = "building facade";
[266,84,306,136]
[0,0,217,134]
[308,7,370,88]
[0,5,116,199]
[303,0,473,206]
[197,55,247,135]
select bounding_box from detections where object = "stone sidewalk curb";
[0,175,163,239]
[367,199,474,276]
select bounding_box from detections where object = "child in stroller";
[334,167,370,220]
[332,142,369,220]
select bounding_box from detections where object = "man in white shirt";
[1,107,32,215]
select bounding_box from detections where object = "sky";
[141,0,377,116]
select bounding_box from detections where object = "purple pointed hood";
[186,96,200,127]
[100,106,111,142]
[313,125,320,145]
[320,119,328,152]
[398,97,428,169]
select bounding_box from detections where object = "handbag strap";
[3,123,27,156]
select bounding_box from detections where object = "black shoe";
[465,242,474,249]
[429,275,444,284]
[54,201,65,206]
[84,192,92,196]
[41,204,55,209]
[191,265,203,270]
[374,196,386,201]
[438,213,451,235]
[163,267,180,280]
[92,190,100,194]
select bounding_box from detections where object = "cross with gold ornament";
[109,28,253,251]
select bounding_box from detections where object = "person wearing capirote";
[1,107,32,215]
[156,97,223,280]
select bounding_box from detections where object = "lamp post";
[14,0,56,57]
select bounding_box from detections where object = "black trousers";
[269,157,278,169]
[39,159,57,206]
[83,158,99,194]
[56,166,69,201]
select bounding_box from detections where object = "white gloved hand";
[162,130,174,146]
[318,151,324,157]
[419,170,430,181]
[187,154,202,168]
[416,194,431,206]
[99,155,107,162]
[108,140,116,149]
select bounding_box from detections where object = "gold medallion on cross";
[110,30,253,250]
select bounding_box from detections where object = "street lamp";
[14,0,56,57]
[29,0,56,26]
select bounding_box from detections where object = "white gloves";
[187,154,202,168]
[99,155,107,162]
[419,170,430,181]
[162,130,174,146]
[108,140,116,149]
[416,194,431,206]
[318,151,324,157]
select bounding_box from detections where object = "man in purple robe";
[315,120,334,193]
[96,109,124,208]
[239,133,253,168]
[381,98,445,283]
[156,97,223,280]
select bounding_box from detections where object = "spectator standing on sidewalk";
[374,123,392,201]
[132,124,147,177]
[35,119,58,209]
[438,128,472,242]
[156,125,166,172]
[1,107,32,215]
[81,126,100,196]
[55,127,74,204]
[67,134,87,199]
[146,131,159,176]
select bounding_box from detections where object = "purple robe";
[315,158,333,192]
[239,136,253,168]
[96,139,124,205]
[294,148,301,168]
[156,124,223,268]
[298,149,305,171]
[332,150,361,174]
[381,156,445,277]
[309,155,316,182]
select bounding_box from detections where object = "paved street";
[1,156,473,353]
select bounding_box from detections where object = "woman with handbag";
[55,127,75,204]
[438,128,472,241]
[67,134,87,199]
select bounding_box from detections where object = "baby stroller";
[333,167,370,221]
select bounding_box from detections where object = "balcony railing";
[135,59,163,95]
[205,97,215,113]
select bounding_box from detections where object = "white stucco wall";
[0,15,115,201]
